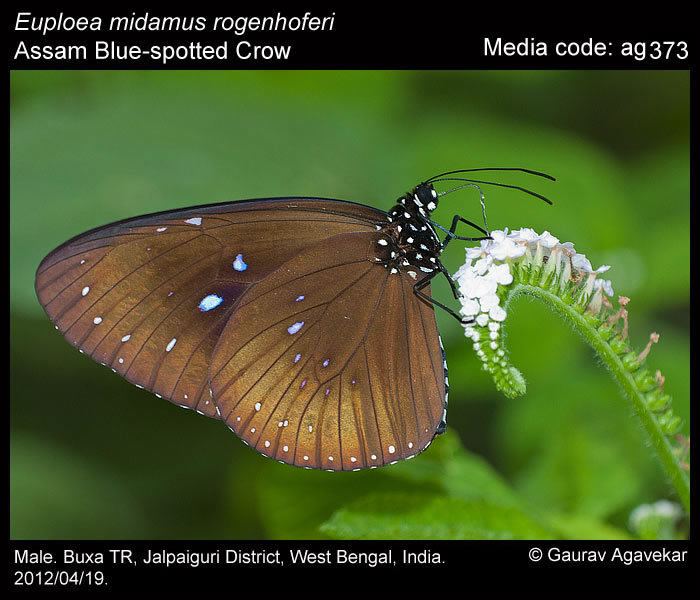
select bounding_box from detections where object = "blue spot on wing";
[233,254,248,272]
[287,321,304,335]
[198,294,224,312]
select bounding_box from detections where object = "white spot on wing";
[184,217,202,226]
[166,338,177,352]
[232,254,248,271]
[198,294,224,312]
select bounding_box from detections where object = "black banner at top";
[6,7,695,69]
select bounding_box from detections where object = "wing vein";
[210,258,371,385]
[218,263,374,416]
[401,281,422,448]
[57,233,219,328]
[86,252,222,355]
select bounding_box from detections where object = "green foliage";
[385,431,521,507]
[476,267,690,511]
[254,432,632,540]
[253,464,415,540]
[253,432,529,539]
[321,494,552,540]
[11,434,145,539]
[10,71,689,539]
[515,430,640,519]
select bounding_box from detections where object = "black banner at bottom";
[8,539,690,589]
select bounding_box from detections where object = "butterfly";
[35,168,553,471]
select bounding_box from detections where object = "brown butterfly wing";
[209,231,446,470]
[35,198,384,418]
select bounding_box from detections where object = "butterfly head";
[411,182,439,213]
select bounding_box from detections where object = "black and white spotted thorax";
[375,183,442,278]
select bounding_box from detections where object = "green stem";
[505,283,690,513]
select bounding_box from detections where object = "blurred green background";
[10,70,689,540]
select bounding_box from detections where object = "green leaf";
[255,464,428,539]
[255,431,526,538]
[321,493,554,540]
[385,431,521,507]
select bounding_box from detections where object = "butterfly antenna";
[438,182,489,232]
[426,167,556,183]
[431,177,554,205]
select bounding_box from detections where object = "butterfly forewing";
[35,198,384,417]
[210,231,446,470]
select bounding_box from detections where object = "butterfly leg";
[435,262,461,300]
[438,215,491,251]
[413,273,472,324]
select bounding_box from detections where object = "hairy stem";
[505,283,690,513]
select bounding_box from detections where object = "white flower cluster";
[453,228,615,377]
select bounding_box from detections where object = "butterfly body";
[380,183,442,279]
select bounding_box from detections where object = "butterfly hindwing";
[209,231,446,470]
